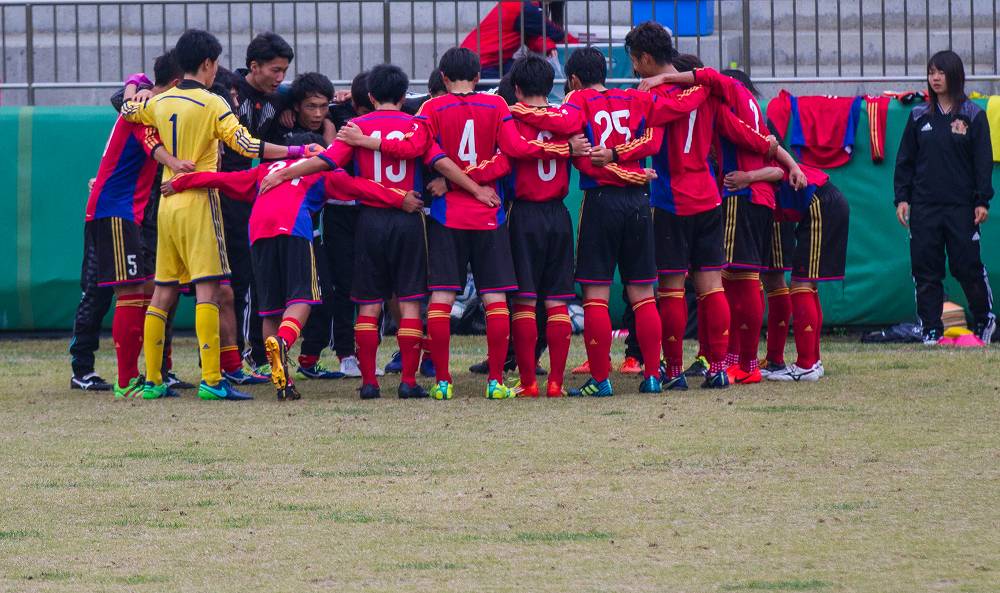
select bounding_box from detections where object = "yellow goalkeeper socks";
[143,306,169,385]
[195,301,222,385]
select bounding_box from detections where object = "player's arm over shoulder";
[120,96,156,125]
[210,93,265,159]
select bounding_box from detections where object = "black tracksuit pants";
[299,234,337,359]
[70,234,114,376]
[322,205,359,358]
[909,203,994,334]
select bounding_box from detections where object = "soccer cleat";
[485,379,516,400]
[663,374,689,391]
[938,336,958,346]
[339,355,363,378]
[619,356,643,375]
[758,360,787,379]
[546,381,566,398]
[816,360,825,378]
[727,366,762,385]
[430,380,453,401]
[765,363,821,382]
[70,372,112,391]
[921,328,941,345]
[974,318,996,343]
[570,360,591,375]
[701,370,731,389]
[684,356,710,378]
[384,351,403,374]
[398,383,430,399]
[114,376,145,399]
[514,382,540,398]
[264,336,289,390]
[419,354,436,378]
[468,359,489,374]
[222,367,270,385]
[278,382,302,402]
[142,381,178,400]
[568,377,614,397]
[535,364,548,376]
[198,379,253,401]
[165,371,195,390]
[253,364,272,379]
[639,376,662,394]
[359,384,381,400]
[296,363,345,380]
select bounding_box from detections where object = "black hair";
[285,131,326,148]
[427,69,447,96]
[721,68,760,98]
[208,67,239,105]
[564,46,607,87]
[174,29,222,74]
[438,47,480,83]
[509,55,554,98]
[672,53,704,73]
[290,72,334,106]
[496,74,517,106]
[245,32,295,68]
[350,71,374,113]
[624,21,677,65]
[367,64,409,104]
[153,49,182,87]
[927,50,967,109]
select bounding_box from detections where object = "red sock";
[631,296,662,379]
[298,354,319,369]
[545,304,572,387]
[790,287,819,368]
[511,303,538,387]
[113,293,146,388]
[220,345,242,373]
[583,299,612,382]
[426,302,452,383]
[658,288,686,378]
[397,318,423,387]
[722,275,740,366]
[354,315,380,387]
[812,288,823,362]
[485,302,511,382]
[696,294,708,359]
[766,287,791,365]
[733,276,763,372]
[278,317,303,349]
[699,289,731,373]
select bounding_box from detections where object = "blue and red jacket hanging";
[766,90,862,169]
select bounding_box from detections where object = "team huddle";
[80,20,849,402]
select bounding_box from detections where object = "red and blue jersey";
[503,103,572,202]
[85,116,163,223]
[169,159,404,243]
[774,163,829,222]
[766,90,862,169]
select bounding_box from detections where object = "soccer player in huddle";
[121,29,321,401]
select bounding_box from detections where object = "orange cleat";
[727,365,762,385]
[514,383,540,398]
[546,381,566,398]
[570,360,591,375]
[618,356,643,375]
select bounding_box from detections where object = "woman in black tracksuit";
[894,50,995,344]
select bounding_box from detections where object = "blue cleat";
[419,355,436,378]
[639,376,662,394]
[568,377,614,397]
[663,374,689,391]
[198,379,254,401]
[701,370,731,389]
[384,351,403,374]
[222,367,269,385]
[296,363,345,380]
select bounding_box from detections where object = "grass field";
[0,335,997,593]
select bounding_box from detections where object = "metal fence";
[3,0,1000,105]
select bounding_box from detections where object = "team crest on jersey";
[951,118,968,135]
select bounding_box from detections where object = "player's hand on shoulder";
[279,109,296,130]
[336,121,365,146]
[335,89,352,104]
[304,143,324,158]
[426,177,448,198]
[569,134,592,156]
[638,73,669,92]
[132,89,154,103]
[172,159,196,174]
[401,191,424,213]
[787,167,808,191]
[259,170,287,194]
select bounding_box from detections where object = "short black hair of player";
[367,64,409,104]
[509,55,554,98]
[624,21,677,65]
[175,29,223,74]
[496,74,517,106]
[438,47,480,83]
[564,46,607,87]
[427,69,447,96]
[721,68,760,98]
[350,71,375,112]
[245,32,295,68]
[672,53,704,73]
[927,50,967,108]
[208,67,239,104]
[285,131,327,148]
[153,50,182,87]
[290,72,334,106]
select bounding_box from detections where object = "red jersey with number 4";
[646,83,771,216]
[169,159,405,243]
[318,110,445,201]
[86,117,164,223]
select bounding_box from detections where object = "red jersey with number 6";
[506,103,572,202]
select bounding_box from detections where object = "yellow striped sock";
[195,302,222,385]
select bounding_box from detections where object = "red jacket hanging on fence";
[460,1,575,73]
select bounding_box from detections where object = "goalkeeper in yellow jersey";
[122,29,322,401]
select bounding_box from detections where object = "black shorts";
[509,200,576,300]
[575,185,656,285]
[352,207,428,304]
[83,217,154,288]
[653,206,726,274]
[792,183,850,282]
[251,235,321,316]
[763,219,796,272]
[723,196,774,271]
[426,218,517,293]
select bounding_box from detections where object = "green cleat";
[114,376,144,399]
[430,380,453,401]
[485,379,516,400]
[142,381,176,400]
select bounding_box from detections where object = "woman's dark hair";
[509,55,555,98]
[245,32,295,68]
[367,64,409,104]
[175,29,222,74]
[927,50,967,109]
[427,69,447,96]
[290,72,334,106]
[624,21,677,65]
[438,47,480,82]
[350,71,374,112]
[564,46,607,87]
[496,74,517,106]
[721,68,760,98]
[672,53,704,73]
[153,50,182,86]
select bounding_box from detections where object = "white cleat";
[765,362,821,382]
